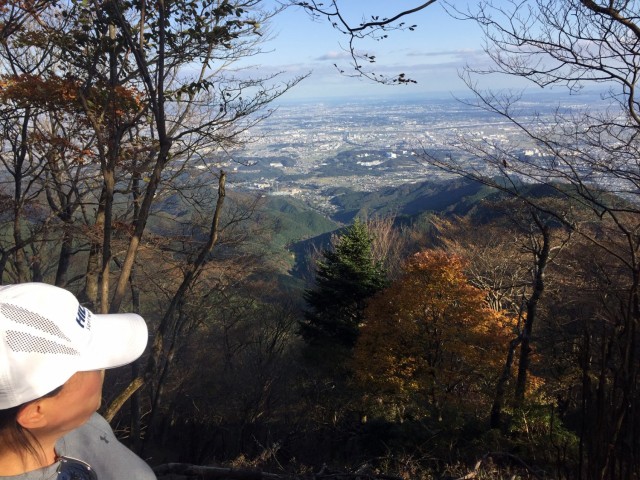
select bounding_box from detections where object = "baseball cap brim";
[81,312,149,372]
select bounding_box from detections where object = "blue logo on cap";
[76,305,88,328]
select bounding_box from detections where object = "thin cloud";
[315,51,352,61]
[407,48,484,58]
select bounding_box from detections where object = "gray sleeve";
[56,413,157,480]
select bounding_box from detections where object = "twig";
[153,463,403,480]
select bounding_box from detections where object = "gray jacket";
[2,413,156,480]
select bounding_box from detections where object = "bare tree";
[417,2,640,477]
[0,6,103,285]
[432,199,571,427]
[0,1,306,445]
[364,214,407,280]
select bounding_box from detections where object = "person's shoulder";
[86,411,112,429]
[77,412,115,436]
[58,413,157,480]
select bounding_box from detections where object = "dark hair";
[0,385,64,465]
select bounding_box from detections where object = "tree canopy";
[353,249,513,419]
[301,219,387,349]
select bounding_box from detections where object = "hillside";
[258,196,339,249]
[328,177,498,223]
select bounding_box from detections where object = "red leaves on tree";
[0,74,142,118]
[353,250,514,415]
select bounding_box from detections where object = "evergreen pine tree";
[300,220,388,348]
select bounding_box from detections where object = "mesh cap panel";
[7,330,79,355]
[1,303,71,342]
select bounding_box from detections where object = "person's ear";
[16,401,48,429]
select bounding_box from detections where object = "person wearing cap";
[0,283,157,479]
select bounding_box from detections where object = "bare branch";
[289,1,438,84]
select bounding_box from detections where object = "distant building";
[270,188,301,197]
[357,160,384,167]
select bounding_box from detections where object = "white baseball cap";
[0,283,148,409]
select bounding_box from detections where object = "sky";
[245,1,528,102]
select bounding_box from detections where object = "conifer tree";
[300,220,388,348]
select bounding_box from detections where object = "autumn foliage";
[353,250,513,419]
[0,74,142,118]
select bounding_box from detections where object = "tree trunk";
[515,219,550,405]
[55,224,74,287]
[490,335,521,428]
[84,188,106,309]
[105,171,226,424]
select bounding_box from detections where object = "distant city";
[209,91,614,214]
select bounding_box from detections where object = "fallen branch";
[153,464,281,479]
[153,463,402,480]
